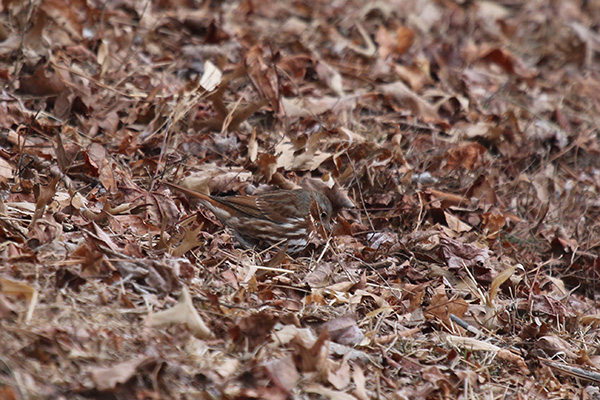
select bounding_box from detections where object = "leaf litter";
[1,0,600,398]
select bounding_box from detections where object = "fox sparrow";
[164,181,333,254]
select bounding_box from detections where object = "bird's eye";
[320,211,327,219]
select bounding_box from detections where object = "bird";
[163,181,333,254]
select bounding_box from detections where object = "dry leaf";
[444,211,472,233]
[327,355,351,390]
[488,265,518,305]
[0,276,38,324]
[352,365,369,400]
[146,287,212,339]
[171,224,204,257]
[90,358,148,391]
[316,60,344,96]
[322,314,364,346]
[200,60,222,92]
[265,355,300,392]
[380,81,440,121]
[304,383,358,400]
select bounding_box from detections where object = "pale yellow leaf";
[488,265,517,305]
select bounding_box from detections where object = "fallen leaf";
[265,355,300,392]
[380,81,440,121]
[352,365,368,400]
[322,314,364,346]
[424,286,469,328]
[304,383,358,400]
[90,358,148,391]
[316,60,344,96]
[327,355,351,390]
[488,265,518,305]
[200,60,222,92]
[146,286,212,339]
[537,335,577,359]
[18,63,66,96]
[85,143,116,193]
[290,326,329,373]
[444,211,472,233]
[229,311,278,351]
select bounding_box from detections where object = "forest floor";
[1,0,600,399]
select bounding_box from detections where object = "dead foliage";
[1,0,600,398]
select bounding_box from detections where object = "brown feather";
[163,181,332,254]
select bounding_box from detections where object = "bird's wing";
[221,193,291,223]
[165,181,262,219]
[216,192,295,223]
[254,191,299,223]
[209,195,263,219]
